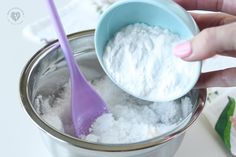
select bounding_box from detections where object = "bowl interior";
[20,30,206,151]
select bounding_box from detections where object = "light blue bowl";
[95,0,202,101]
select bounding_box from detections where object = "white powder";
[34,75,192,144]
[103,23,199,101]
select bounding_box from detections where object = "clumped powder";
[103,23,200,101]
[34,75,192,144]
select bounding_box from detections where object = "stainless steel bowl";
[20,30,206,157]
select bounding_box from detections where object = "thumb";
[173,22,236,61]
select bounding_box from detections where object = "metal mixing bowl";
[20,30,206,157]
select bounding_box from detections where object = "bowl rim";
[19,29,206,152]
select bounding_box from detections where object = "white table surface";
[1,0,235,156]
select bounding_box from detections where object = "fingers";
[174,0,236,15]
[191,12,236,30]
[220,50,236,58]
[175,0,222,11]
[173,22,236,61]
[195,68,236,88]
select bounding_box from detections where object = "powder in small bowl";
[103,23,200,101]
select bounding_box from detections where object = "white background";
[0,0,235,156]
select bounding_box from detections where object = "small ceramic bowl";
[95,0,202,101]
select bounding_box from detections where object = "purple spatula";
[45,0,108,137]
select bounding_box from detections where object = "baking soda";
[34,75,192,144]
[103,23,198,101]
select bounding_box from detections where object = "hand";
[173,0,236,88]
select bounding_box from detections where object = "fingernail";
[173,41,192,58]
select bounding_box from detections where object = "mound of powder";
[34,75,192,144]
[103,23,200,101]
